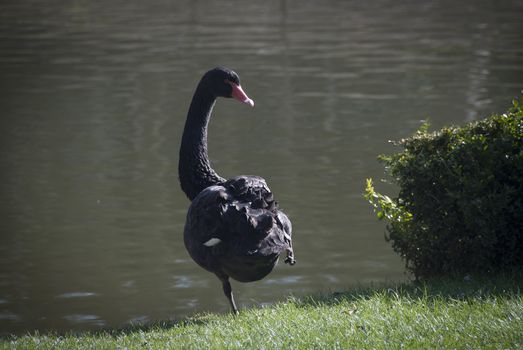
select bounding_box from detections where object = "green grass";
[2,276,522,349]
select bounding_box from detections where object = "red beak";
[227,81,254,107]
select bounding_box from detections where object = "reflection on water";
[62,314,106,327]
[56,292,99,299]
[1,0,522,334]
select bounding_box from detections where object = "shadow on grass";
[109,317,209,334]
[295,272,523,308]
[0,314,214,340]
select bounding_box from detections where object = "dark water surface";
[1,0,522,334]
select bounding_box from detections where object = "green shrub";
[365,98,523,278]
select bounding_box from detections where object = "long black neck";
[179,82,225,200]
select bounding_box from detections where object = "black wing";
[183,176,295,277]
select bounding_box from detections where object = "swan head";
[202,67,254,107]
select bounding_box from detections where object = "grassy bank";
[2,276,522,349]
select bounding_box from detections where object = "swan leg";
[223,279,239,315]
[217,274,239,314]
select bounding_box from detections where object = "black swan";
[178,67,296,314]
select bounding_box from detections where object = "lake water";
[1,0,522,334]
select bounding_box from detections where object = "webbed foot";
[284,248,296,265]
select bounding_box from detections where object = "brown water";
[1,0,522,334]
